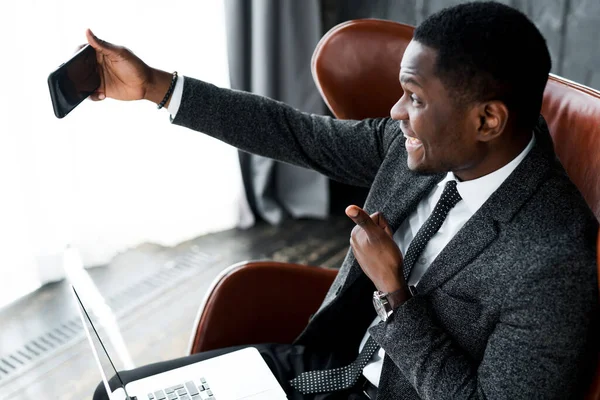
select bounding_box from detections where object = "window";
[0,0,242,307]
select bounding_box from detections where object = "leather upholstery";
[542,75,600,221]
[188,261,337,354]
[191,18,600,399]
[311,19,410,120]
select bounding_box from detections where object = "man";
[90,2,598,399]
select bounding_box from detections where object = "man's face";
[391,41,482,178]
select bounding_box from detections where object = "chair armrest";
[188,260,338,354]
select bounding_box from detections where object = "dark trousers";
[93,343,371,400]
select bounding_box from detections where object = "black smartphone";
[48,44,101,119]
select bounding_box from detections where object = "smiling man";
[90,2,598,399]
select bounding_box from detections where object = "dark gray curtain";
[225,0,328,226]
[224,0,422,226]
[321,0,418,28]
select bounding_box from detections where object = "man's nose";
[390,94,408,121]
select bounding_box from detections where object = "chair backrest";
[312,19,410,120]
[312,18,600,400]
[542,75,600,221]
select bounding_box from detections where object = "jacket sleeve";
[170,77,403,187]
[369,252,598,399]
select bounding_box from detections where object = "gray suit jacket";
[172,78,599,399]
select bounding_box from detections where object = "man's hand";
[85,29,173,105]
[346,205,408,295]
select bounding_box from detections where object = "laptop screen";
[72,286,130,397]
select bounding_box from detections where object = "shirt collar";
[439,134,536,214]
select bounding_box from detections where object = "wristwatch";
[372,289,407,322]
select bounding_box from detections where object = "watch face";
[372,292,389,321]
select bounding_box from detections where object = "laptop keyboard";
[146,377,215,400]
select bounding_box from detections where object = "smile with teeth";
[405,135,423,151]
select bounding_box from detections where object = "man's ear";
[473,101,509,142]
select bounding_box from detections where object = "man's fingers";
[89,92,106,101]
[371,212,393,237]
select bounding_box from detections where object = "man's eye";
[410,94,422,105]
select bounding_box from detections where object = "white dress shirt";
[360,134,536,387]
[164,77,536,388]
[166,75,186,117]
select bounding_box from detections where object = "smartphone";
[48,44,101,118]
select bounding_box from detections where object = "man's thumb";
[345,205,375,229]
[86,29,112,52]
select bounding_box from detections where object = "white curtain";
[0,0,246,308]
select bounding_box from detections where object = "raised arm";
[171,77,402,187]
[85,30,404,187]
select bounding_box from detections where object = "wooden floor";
[0,216,353,400]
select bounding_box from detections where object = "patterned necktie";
[402,180,462,282]
[290,336,380,394]
[290,180,462,395]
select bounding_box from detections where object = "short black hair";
[414,1,551,130]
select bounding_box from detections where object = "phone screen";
[48,44,101,118]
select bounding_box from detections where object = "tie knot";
[440,180,462,208]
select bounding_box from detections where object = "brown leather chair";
[188,19,600,399]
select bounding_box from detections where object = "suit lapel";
[415,206,499,293]
[417,117,556,293]
[339,169,444,293]
[337,116,556,298]
[380,172,444,233]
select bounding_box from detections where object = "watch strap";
[385,288,409,309]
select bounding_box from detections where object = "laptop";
[72,286,287,400]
